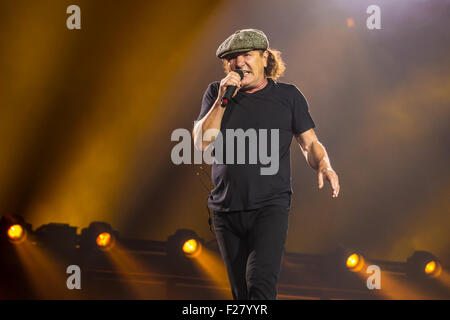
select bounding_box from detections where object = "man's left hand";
[318,163,340,198]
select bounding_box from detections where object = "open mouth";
[242,70,252,76]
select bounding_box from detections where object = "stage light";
[7,224,24,241]
[346,252,365,272]
[167,229,204,259]
[326,247,366,274]
[407,251,442,279]
[96,232,112,248]
[0,215,31,245]
[424,261,437,275]
[80,222,118,252]
[346,253,359,268]
[182,238,202,258]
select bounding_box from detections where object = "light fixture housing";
[345,252,366,272]
[167,229,203,259]
[0,215,32,245]
[406,251,442,279]
[80,222,118,252]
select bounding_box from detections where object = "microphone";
[221,69,244,107]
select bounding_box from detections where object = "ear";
[263,50,269,67]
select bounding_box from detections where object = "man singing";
[193,29,340,300]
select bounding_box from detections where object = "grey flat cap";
[216,29,269,59]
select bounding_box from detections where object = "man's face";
[225,50,268,89]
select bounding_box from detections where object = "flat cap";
[216,29,269,59]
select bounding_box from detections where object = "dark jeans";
[212,205,289,300]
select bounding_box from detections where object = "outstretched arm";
[294,128,340,198]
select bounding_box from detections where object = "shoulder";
[272,80,303,95]
[206,81,220,93]
[201,81,220,102]
[271,80,308,103]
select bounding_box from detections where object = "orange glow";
[346,253,365,272]
[22,0,224,234]
[182,239,202,257]
[7,224,25,241]
[192,247,232,299]
[103,243,157,299]
[183,239,197,253]
[346,253,359,268]
[12,241,83,299]
[425,261,436,274]
[424,260,441,278]
[438,270,450,289]
[96,232,112,247]
[346,18,355,28]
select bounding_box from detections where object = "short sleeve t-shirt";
[196,78,315,212]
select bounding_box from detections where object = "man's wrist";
[318,158,331,170]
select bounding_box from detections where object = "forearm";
[306,140,332,171]
[193,98,225,151]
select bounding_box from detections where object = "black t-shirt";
[196,78,315,212]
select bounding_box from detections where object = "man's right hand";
[218,71,242,100]
[193,72,242,151]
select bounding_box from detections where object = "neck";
[242,77,268,93]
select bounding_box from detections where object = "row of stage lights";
[342,250,442,279]
[0,214,443,279]
[0,215,116,251]
[0,214,202,257]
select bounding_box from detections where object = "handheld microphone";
[221,69,244,107]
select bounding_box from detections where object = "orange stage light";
[96,232,112,248]
[182,238,202,258]
[346,253,365,272]
[7,224,27,243]
[7,224,23,240]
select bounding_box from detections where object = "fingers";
[318,171,324,189]
[331,176,340,198]
[230,71,243,80]
[227,73,242,88]
[333,182,340,198]
[318,169,340,198]
[328,171,340,198]
[220,72,242,90]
